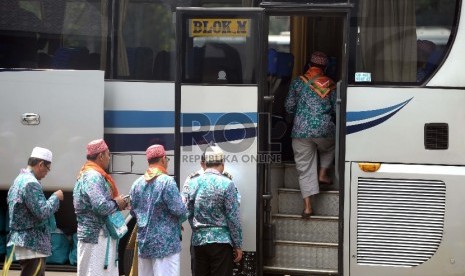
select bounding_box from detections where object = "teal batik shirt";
[186,168,242,248]
[73,170,118,243]
[285,67,336,138]
[130,173,187,259]
[7,169,60,255]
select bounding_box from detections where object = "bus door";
[176,8,266,276]
[258,4,350,275]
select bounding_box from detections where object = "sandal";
[301,211,313,219]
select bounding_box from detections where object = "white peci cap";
[30,147,53,162]
[204,146,224,163]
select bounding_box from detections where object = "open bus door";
[175,7,267,276]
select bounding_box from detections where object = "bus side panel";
[104,81,175,196]
[180,85,258,276]
[0,70,104,191]
[349,163,465,275]
[346,87,465,165]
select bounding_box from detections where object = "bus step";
[265,240,338,271]
[272,214,338,243]
[278,189,339,216]
[263,265,338,275]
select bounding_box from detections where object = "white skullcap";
[30,147,52,162]
[204,146,224,163]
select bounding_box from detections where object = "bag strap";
[2,245,15,276]
[104,236,111,269]
[32,258,43,276]
[115,238,119,267]
[104,236,120,270]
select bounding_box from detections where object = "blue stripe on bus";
[182,112,258,127]
[105,127,257,152]
[104,111,174,128]
[346,98,412,122]
[347,107,404,134]
[104,111,257,128]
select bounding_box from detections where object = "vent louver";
[424,123,448,150]
[357,178,445,267]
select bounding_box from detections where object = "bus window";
[116,0,252,82]
[60,1,104,70]
[0,0,45,68]
[182,17,258,84]
[116,0,175,81]
[269,16,290,53]
[0,0,107,71]
[350,0,458,84]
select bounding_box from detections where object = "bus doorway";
[176,8,265,276]
[175,5,348,276]
[262,7,348,276]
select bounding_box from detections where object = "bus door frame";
[175,7,268,275]
[261,2,352,275]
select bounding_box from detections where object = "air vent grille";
[424,123,448,150]
[357,178,445,267]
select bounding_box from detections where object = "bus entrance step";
[263,265,338,275]
[265,240,338,271]
[278,188,339,216]
[272,214,338,243]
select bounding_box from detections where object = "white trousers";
[77,230,119,276]
[138,252,180,276]
[292,137,335,198]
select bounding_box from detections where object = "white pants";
[77,230,119,276]
[138,252,180,276]
[292,137,335,198]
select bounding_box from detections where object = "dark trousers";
[18,257,46,276]
[194,243,233,276]
[190,244,196,276]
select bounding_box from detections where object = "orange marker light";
[358,162,381,172]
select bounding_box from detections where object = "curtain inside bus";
[357,0,417,82]
[117,0,130,77]
[290,16,309,78]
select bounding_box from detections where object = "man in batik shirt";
[285,51,336,219]
[186,146,243,276]
[8,147,64,275]
[129,144,186,276]
[73,139,127,276]
[181,150,237,276]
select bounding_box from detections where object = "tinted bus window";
[0,0,106,71]
[182,17,258,84]
[0,0,249,78]
[350,0,458,84]
[115,1,175,81]
[114,0,252,81]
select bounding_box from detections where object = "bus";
[0,0,464,275]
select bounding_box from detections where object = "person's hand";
[114,195,127,210]
[54,190,64,201]
[233,247,243,263]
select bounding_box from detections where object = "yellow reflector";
[358,163,381,172]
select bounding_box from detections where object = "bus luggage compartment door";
[349,162,465,276]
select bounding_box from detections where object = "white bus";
[0,0,464,275]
